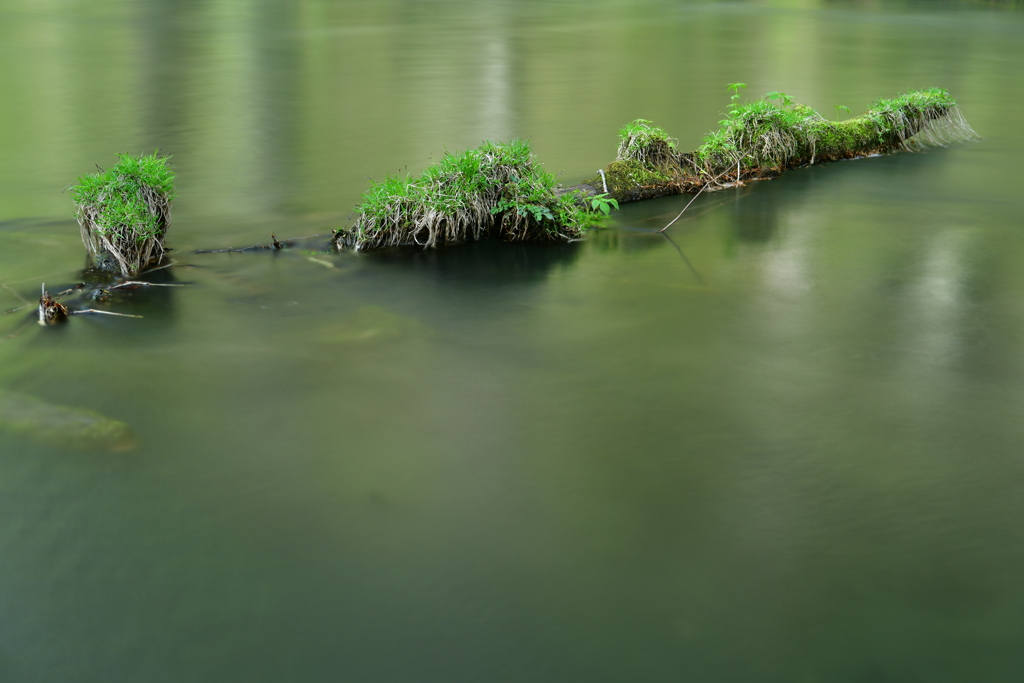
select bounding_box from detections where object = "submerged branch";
[71,309,142,319]
[108,281,185,290]
[194,233,324,254]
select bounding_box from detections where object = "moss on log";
[576,87,978,204]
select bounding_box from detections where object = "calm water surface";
[2,1,1023,681]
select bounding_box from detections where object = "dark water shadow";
[366,239,582,289]
[727,183,783,245]
[104,263,183,325]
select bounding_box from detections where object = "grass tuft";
[342,139,601,251]
[70,152,176,277]
[693,87,978,181]
[616,119,678,168]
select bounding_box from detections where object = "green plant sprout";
[764,91,794,108]
[727,83,747,114]
[834,104,850,120]
[590,193,619,216]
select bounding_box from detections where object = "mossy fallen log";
[0,389,137,452]
[576,87,979,203]
[335,87,976,252]
[70,152,176,278]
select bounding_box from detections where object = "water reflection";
[2,0,1024,681]
[730,187,781,244]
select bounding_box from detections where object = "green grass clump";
[693,86,977,182]
[70,152,175,277]
[346,139,600,251]
[616,119,678,168]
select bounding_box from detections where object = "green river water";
[1,1,1023,680]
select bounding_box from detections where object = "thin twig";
[658,167,734,234]
[644,189,748,230]
[108,281,186,290]
[140,260,176,275]
[194,243,267,254]
[658,184,709,234]
[2,283,30,310]
[2,317,33,339]
[71,309,142,319]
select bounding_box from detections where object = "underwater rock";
[315,306,422,346]
[0,389,138,452]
